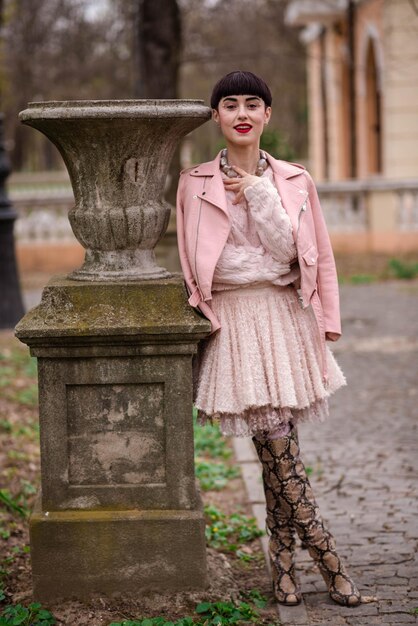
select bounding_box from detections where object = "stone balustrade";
[11,176,418,256]
[13,198,74,242]
[317,178,418,233]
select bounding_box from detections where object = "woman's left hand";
[325,332,340,341]
[223,165,260,205]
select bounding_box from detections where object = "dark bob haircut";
[210,70,272,110]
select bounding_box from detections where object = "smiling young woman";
[176,70,369,608]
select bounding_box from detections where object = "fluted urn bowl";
[19,100,211,281]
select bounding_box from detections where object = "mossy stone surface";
[16,273,211,341]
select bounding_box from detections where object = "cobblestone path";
[235,280,418,626]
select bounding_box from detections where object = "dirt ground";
[0,331,280,626]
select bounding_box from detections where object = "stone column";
[15,100,212,601]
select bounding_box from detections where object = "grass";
[0,593,276,626]
[349,274,377,284]
[388,258,418,280]
[195,460,240,491]
[0,420,12,434]
[0,345,38,408]
[0,336,39,608]
[0,490,28,518]
[2,545,30,567]
[239,589,268,609]
[335,255,418,284]
[0,479,37,520]
[193,409,241,491]
[108,617,196,626]
[0,568,6,603]
[0,543,30,605]
[107,594,278,626]
[0,594,279,626]
[193,409,232,460]
[193,416,264,562]
[204,504,264,558]
[0,523,10,541]
[0,418,39,442]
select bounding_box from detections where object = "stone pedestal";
[30,500,206,600]
[16,275,211,600]
[16,100,212,601]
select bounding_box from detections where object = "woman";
[176,71,363,607]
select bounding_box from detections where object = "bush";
[388,258,418,280]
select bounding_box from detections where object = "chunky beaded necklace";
[220,148,268,178]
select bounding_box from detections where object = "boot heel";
[313,546,362,607]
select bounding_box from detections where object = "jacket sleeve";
[175,173,219,334]
[305,171,342,339]
[175,173,201,306]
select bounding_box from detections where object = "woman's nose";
[237,106,248,119]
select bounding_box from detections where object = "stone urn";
[16,100,213,601]
[19,99,211,280]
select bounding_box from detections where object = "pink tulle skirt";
[192,282,347,437]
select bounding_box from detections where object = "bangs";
[210,71,272,109]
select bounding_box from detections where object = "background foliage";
[0,0,307,171]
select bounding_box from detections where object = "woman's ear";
[264,106,272,125]
[212,108,219,124]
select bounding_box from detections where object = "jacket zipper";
[193,177,207,296]
[296,199,308,309]
[296,199,307,244]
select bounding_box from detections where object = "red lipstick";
[234,124,252,134]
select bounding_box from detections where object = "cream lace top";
[212,165,301,291]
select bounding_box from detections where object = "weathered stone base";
[30,494,208,601]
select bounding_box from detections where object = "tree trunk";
[134,0,181,99]
[134,0,182,205]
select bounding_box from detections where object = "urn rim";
[19,99,212,121]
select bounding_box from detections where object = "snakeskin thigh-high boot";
[253,433,302,606]
[253,426,362,607]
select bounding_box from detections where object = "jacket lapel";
[189,150,309,244]
[198,169,229,219]
[190,151,229,219]
[267,155,309,245]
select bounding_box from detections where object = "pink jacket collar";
[187,150,309,238]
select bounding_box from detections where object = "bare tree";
[133,0,182,204]
[1,0,306,170]
[134,0,182,98]
[2,0,134,170]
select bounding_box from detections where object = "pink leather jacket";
[176,149,342,384]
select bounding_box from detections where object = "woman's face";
[212,94,271,148]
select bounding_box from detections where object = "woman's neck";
[225,144,261,175]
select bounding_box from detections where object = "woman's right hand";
[223,165,260,205]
